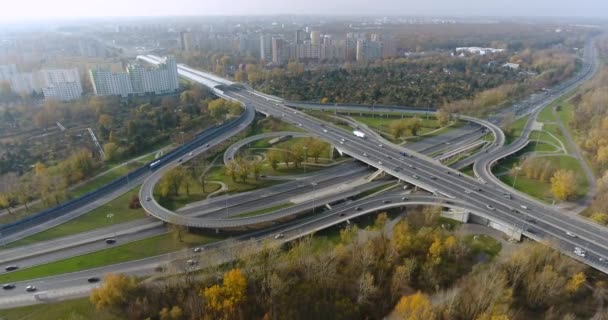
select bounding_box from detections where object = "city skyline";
[1,0,608,21]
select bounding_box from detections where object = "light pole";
[311,182,317,214]
[106,213,115,238]
[512,166,521,189]
[303,146,308,173]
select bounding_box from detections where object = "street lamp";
[512,166,522,189]
[311,182,317,214]
[107,213,115,238]
[303,146,308,173]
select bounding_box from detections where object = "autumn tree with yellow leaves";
[550,169,578,201]
[202,268,247,320]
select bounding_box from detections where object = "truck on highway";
[353,130,366,139]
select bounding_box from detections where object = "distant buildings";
[89,56,179,97]
[256,30,397,64]
[356,39,382,62]
[455,47,505,55]
[272,37,288,64]
[180,31,193,51]
[260,35,273,62]
[0,64,82,100]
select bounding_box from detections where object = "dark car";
[339,212,346,217]
[383,200,392,204]
[2,284,15,290]
[4,266,18,271]
[355,207,362,211]
[87,277,100,283]
[105,238,117,244]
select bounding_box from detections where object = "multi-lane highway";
[0,38,602,308]
[137,45,608,273]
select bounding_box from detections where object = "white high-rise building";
[260,35,273,61]
[90,56,178,97]
[89,69,133,97]
[9,73,38,95]
[0,64,17,82]
[39,68,83,101]
[128,56,179,95]
[42,82,82,101]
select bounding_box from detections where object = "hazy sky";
[2,0,608,20]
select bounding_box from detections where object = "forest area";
[85,207,606,320]
[173,24,590,119]
[565,37,608,224]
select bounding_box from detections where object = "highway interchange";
[0,38,604,309]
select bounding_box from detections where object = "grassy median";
[0,232,221,284]
[3,187,148,249]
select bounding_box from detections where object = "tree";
[202,268,247,320]
[437,109,450,127]
[209,99,230,121]
[33,162,47,176]
[407,117,423,136]
[550,169,577,201]
[566,272,586,294]
[306,139,326,163]
[90,273,137,312]
[251,159,264,180]
[393,292,435,320]
[427,236,443,266]
[0,193,11,214]
[591,212,608,225]
[225,160,239,182]
[267,149,281,171]
[390,119,409,139]
[159,167,186,197]
[103,142,120,162]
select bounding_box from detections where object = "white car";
[298,123,302,127]
[274,233,284,239]
[363,153,368,157]
[520,205,529,210]
[323,129,328,133]
[566,231,577,238]
[378,144,383,148]
[574,248,586,257]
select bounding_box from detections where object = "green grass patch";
[505,115,529,144]
[438,217,462,230]
[352,182,397,200]
[459,165,475,177]
[0,232,221,283]
[68,165,133,198]
[4,186,148,249]
[235,203,293,218]
[496,155,588,202]
[205,166,281,196]
[0,297,119,320]
[155,181,222,211]
[463,234,502,257]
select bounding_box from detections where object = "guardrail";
[0,111,248,237]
